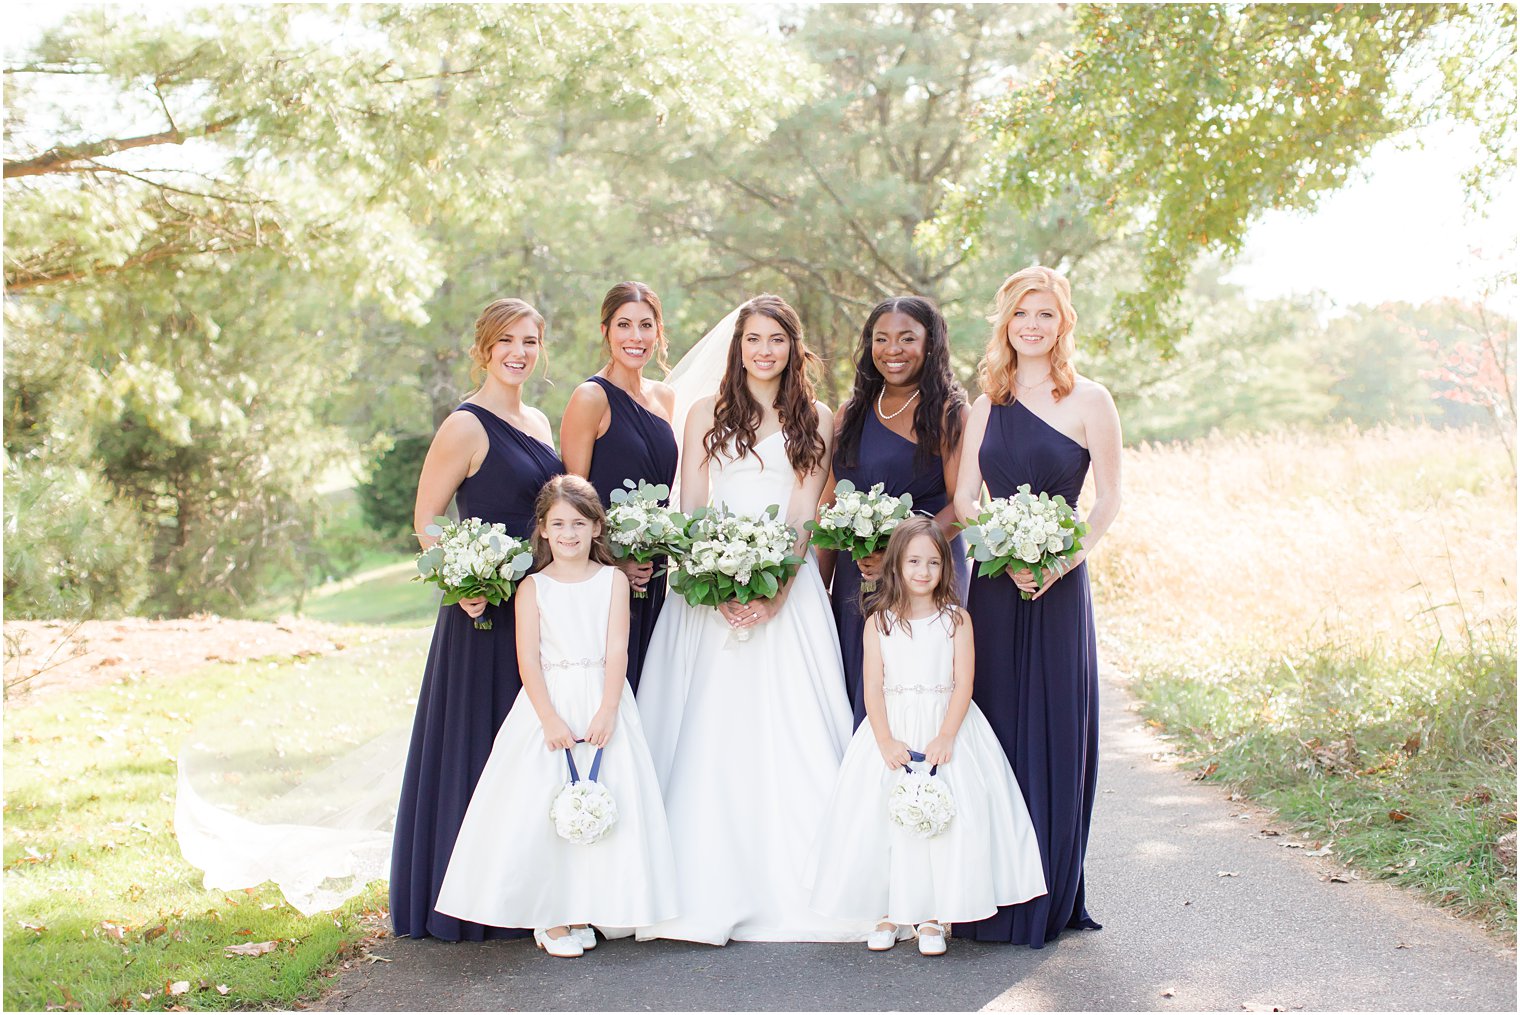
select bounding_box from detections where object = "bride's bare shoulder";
[813,399,835,430]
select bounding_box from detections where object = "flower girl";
[436,475,678,957]
[808,517,1046,955]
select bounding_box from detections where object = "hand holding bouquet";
[606,479,689,599]
[669,505,804,641]
[806,479,913,592]
[414,516,535,630]
[961,485,1088,600]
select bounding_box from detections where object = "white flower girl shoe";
[572,925,598,950]
[534,927,584,958]
[916,921,947,956]
[867,922,899,951]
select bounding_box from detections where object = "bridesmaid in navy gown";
[825,296,969,727]
[560,282,679,693]
[391,298,563,941]
[953,266,1122,948]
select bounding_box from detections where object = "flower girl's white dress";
[435,566,678,930]
[808,608,1047,925]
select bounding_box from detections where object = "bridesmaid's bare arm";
[559,381,611,478]
[936,401,972,539]
[953,395,993,525]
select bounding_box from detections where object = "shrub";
[358,434,430,541]
[2,455,151,618]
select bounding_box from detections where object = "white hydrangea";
[887,769,956,839]
[550,780,619,845]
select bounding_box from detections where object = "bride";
[637,294,866,945]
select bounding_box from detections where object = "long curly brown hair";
[702,294,827,479]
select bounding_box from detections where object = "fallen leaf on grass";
[99,922,126,941]
[225,939,278,957]
[1388,809,1412,822]
[20,920,47,934]
[216,985,231,996]
[1192,762,1218,780]
[1217,871,1240,877]
[165,982,190,997]
[141,924,167,942]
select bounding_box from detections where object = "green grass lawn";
[252,557,439,628]
[1131,630,1518,938]
[3,629,429,1012]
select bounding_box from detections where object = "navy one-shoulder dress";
[584,376,679,694]
[956,400,1101,947]
[390,402,563,941]
[831,409,970,727]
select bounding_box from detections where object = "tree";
[3,3,805,616]
[921,3,1517,348]
[619,3,1091,398]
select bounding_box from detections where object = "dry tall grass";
[1090,424,1516,667]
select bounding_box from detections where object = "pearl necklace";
[876,387,920,421]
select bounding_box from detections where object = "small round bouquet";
[887,759,956,839]
[413,516,535,630]
[669,504,804,642]
[606,479,690,599]
[806,479,913,593]
[960,485,1088,600]
[550,748,618,845]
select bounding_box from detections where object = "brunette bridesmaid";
[390,299,564,941]
[824,296,970,727]
[952,266,1122,948]
[560,281,679,693]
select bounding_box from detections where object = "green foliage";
[924,3,1518,347]
[1133,632,1518,936]
[2,454,152,619]
[358,435,431,541]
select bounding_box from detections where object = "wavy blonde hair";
[979,266,1077,404]
[469,298,546,384]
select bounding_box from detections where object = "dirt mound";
[2,615,378,702]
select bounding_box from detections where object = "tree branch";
[4,115,238,178]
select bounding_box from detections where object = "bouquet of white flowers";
[668,504,804,642]
[550,746,618,845]
[960,485,1088,600]
[805,479,914,592]
[413,516,535,630]
[606,479,689,599]
[887,754,956,839]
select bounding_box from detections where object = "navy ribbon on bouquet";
[564,738,605,784]
[905,749,938,777]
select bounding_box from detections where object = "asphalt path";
[324,666,1516,1012]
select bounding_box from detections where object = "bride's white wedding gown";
[635,431,868,944]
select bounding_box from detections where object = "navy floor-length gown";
[584,376,679,694]
[390,402,562,941]
[831,409,969,727]
[956,400,1101,947]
